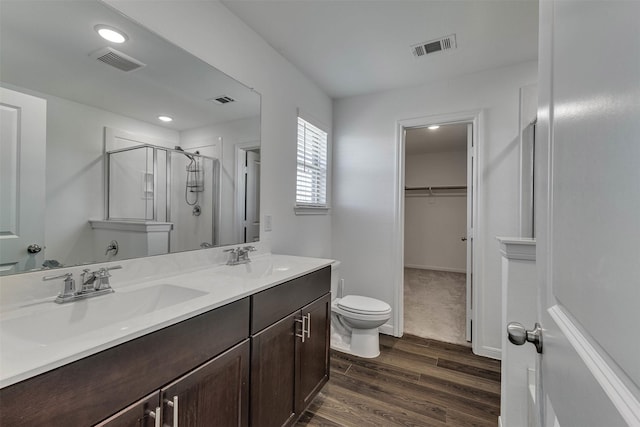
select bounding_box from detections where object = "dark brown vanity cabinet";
[96,392,161,427]
[97,340,250,427]
[250,311,300,426]
[297,294,331,412]
[250,267,331,427]
[0,298,250,427]
[161,340,250,427]
[0,265,331,427]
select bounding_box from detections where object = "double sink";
[0,254,321,388]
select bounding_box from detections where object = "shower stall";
[104,143,220,253]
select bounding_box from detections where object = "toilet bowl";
[331,262,392,358]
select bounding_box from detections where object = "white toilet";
[330,261,392,358]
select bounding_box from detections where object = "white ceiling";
[405,123,468,155]
[0,1,260,131]
[222,0,539,99]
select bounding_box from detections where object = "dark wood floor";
[296,334,501,427]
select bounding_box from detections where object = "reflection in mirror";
[0,0,261,275]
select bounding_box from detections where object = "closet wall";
[404,148,467,272]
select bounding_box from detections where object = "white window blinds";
[296,117,328,207]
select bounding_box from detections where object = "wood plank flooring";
[296,334,501,427]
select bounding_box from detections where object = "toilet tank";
[331,261,342,298]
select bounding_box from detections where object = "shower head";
[174,145,194,161]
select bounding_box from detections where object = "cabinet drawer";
[0,297,250,427]
[251,266,330,334]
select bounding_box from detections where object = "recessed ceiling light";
[158,115,173,122]
[95,25,128,44]
[428,125,440,130]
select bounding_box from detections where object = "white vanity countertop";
[0,253,333,388]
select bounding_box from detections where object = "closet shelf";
[404,185,467,197]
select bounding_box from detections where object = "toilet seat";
[337,295,391,315]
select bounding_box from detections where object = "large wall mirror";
[0,0,261,275]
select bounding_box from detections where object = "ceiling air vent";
[209,96,235,105]
[411,34,457,58]
[90,47,146,72]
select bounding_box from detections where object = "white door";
[465,123,474,341]
[0,87,46,274]
[244,150,260,243]
[529,1,640,425]
[236,150,260,243]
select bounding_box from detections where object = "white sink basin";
[2,284,207,345]
[217,257,293,279]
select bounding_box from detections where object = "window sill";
[294,206,330,216]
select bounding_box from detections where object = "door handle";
[27,244,42,254]
[461,237,467,242]
[507,322,543,353]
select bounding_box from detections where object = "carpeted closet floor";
[404,268,470,346]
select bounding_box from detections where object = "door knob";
[27,244,42,254]
[507,322,543,353]
[461,237,467,241]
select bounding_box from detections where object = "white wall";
[106,0,333,258]
[0,84,180,267]
[404,150,467,272]
[332,61,537,357]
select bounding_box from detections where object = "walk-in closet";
[403,123,470,345]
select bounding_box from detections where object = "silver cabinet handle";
[146,407,161,427]
[507,322,543,353]
[306,313,311,339]
[295,317,306,343]
[166,396,179,427]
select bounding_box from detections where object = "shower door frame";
[103,128,220,249]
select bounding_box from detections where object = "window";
[296,116,328,212]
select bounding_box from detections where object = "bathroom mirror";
[0,0,261,275]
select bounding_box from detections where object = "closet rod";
[404,185,467,191]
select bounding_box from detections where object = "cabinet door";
[94,392,160,427]
[296,294,331,413]
[250,311,301,427]
[161,339,250,427]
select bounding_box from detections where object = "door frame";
[393,110,482,348]
[0,87,47,274]
[234,141,260,243]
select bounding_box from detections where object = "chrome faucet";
[43,265,121,303]
[224,246,256,265]
[42,272,76,303]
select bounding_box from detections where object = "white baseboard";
[474,344,502,360]
[379,323,395,336]
[404,264,466,274]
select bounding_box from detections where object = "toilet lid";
[337,295,391,315]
